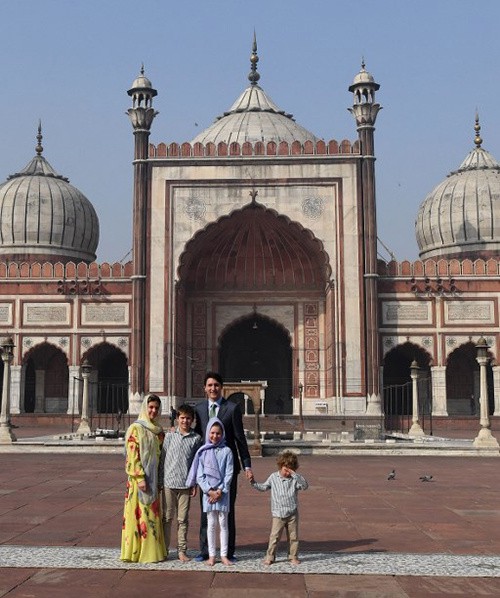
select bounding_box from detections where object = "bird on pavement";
[419,474,433,482]
[387,469,396,480]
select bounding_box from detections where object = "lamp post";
[473,337,499,448]
[76,360,93,436]
[408,360,424,437]
[0,337,16,443]
[298,382,305,434]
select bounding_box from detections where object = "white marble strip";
[1,545,499,577]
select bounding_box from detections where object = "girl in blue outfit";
[186,417,234,566]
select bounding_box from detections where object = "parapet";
[149,139,360,158]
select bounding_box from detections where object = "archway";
[84,343,129,413]
[446,342,494,416]
[383,342,432,427]
[219,315,292,414]
[22,343,69,413]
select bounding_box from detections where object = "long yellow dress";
[120,422,166,562]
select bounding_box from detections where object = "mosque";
[0,38,498,437]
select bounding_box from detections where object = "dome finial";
[474,110,483,148]
[140,62,145,76]
[248,30,260,86]
[361,56,366,70]
[35,120,43,156]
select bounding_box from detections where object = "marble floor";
[1,545,500,577]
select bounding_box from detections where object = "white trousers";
[207,511,229,557]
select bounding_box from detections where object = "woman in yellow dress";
[121,394,167,562]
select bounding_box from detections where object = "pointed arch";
[83,342,129,413]
[178,203,331,291]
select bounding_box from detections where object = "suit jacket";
[194,398,251,474]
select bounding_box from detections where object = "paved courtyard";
[1,451,500,596]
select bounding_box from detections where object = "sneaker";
[227,556,238,563]
[194,554,208,562]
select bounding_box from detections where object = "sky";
[1,0,500,263]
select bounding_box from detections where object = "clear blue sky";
[1,0,499,263]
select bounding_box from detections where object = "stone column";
[408,360,424,436]
[76,361,92,435]
[492,365,500,416]
[473,338,499,448]
[67,365,80,415]
[9,365,22,414]
[430,366,447,416]
[0,337,16,443]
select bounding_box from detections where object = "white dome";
[0,143,99,263]
[191,37,318,146]
[191,84,318,146]
[416,144,500,259]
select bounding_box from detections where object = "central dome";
[191,38,318,146]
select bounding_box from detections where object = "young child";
[186,417,234,566]
[159,403,201,561]
[250,450,308,565]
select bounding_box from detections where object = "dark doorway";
[446,342,494,416]
[219,316,292,414]
[383,342,432,430]
[85,344,129,413]
[24,359,36,413]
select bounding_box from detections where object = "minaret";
[127,66,158,411]
[348,61,382,415]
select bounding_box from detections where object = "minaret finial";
[361,56,366,70]
[248,30,260,86]
[474,110,483,148]
[140,62,145,75]
[35,120,43,156]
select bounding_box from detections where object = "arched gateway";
[219,315,292,414]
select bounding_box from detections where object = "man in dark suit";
[194,371,253,561]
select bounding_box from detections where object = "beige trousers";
[162,488,192,554]
[265,512,299,562]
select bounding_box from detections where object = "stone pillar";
[473,338,499,448]
[430,366,447,416]
[76,361,92,435]
[408,360,424,436]
[67,366,80,415]
[10,365,22,415]
[492,365,500,416]
[0,338,16,443]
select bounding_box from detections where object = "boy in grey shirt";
[159,403,201,561]
[250,450,308,565]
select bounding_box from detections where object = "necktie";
[210,403,216,419]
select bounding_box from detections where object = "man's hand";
[138,480,147,491]
[245,468,254,481]
[190,486,197,497]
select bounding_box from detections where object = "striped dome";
[0,130,99,263]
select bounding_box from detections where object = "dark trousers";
[199,472,238,558]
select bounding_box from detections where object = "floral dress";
[120,423,166,562]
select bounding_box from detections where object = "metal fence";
[383,377,433,435]
[71,377,132,434]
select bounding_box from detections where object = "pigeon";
[419,475,433,482]
[387,469,396,480]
